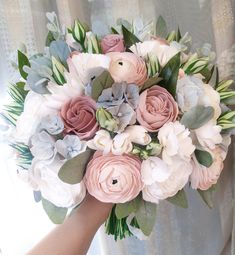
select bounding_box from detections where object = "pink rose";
[137,85,179,132]
[84,152,143,203]
[101,34,125,54]
[60,96,98,140]
[190,147,225,190]
[107,52,147,86]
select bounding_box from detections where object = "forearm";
[27,195,113,255]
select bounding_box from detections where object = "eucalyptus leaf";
[49,40,70,67]
[181,105,214,130]
[197,185,217,209]
[141,76,162,92]
[135,199,157,236]
[18,50,30,80]
[91,71,114,101]
[122,25,141,49]
[159,52,180,97]
[115,196,141,219]
[195,149,213,167]
[58,149,93,184]
[42,197,67,224]
[167,189,188,208]
[156,16,168,38]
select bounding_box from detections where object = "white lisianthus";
[112,133,133,155]
[194,120,222,150]
[142,158,192,203]
[68,53,110,85]
[15,91,56,145]
[124,125,151,145]
[158,121,195,164]
[130,40,179,66]
[28,158,86,208]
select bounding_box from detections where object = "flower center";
[112,179,118,185]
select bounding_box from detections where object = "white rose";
[124,125,151,145]
[141,157,170,185]
[28,158,86,207]
[194,120,222,150]
[87,130,113,154]
[111,133,133,155]
[142,158,192,203]
[130,40,179,66]
[15,91,56,145]
[68,53,110,85]
[158,121,195,164]
[176,75,204,112]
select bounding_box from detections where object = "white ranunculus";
[15,91,56,145]
[141,157,170,185]
[130,40,179,66]
[28,158,86,207]
[176,75,204,112]
[111,133,133,155]
[142,158,192,203]
[87,130,113,154]
[194,120,222,150]
[124,125,151,145]
[158,121,195,165]
[68,53,111,85]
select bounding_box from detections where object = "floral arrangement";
[2,13,235,240]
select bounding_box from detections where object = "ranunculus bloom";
[101,34,125,54]
[136,85,179,132]
[190,146,227,190]
[142,158,192,203]
[60,96,98,140]
[107,52,147,86]
[84,152,143,203]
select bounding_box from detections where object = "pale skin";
[27,194,113,255]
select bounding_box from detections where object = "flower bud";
[146,142,162,156]
[72,20,86,43]
[96,108,118,132]
[86,32,101,54]
[51,56,66,85]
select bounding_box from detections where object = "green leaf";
[140,76,162,92]
[18,50,30,80]
[181,105,214,130]
[135,200,157,236]
[115,196,141,219]
[45,31,55,47]
[197,185,217,209]
[91,71,114,101]
[159,52,181,96]
[167,189,188,208]
[58,149,93,184]
[195,149,213,167]
[111,27,119,34]
[156,16,168,38]
[122,25,141,49]
[42,197,67,224]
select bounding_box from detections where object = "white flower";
[176,75,204,112]
[28,158,86,207]
[15,91,56,145]
[124,125,151,145]
[158,121,195,164]
[112,133,133,155]
[141,157,170,185]
[142,158,192,203]
[130,40,179,66]
[194,120,222,150]
[87,130,113,154]
[68,53,110,85]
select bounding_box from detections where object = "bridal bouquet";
[3,13,235,239]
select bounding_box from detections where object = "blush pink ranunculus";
[60,96,98,140]
[136,85,179,132]
[84,152,143,203]
[107,52,147,86]
[101,34,125,54]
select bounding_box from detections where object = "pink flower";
[107,52,147,86]
[84,152,143,203]
[190,147,226,190]
[60,96,98,140]
[137,85,179,132]
[101,34,125,54]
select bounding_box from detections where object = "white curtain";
[0,0,234,254]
